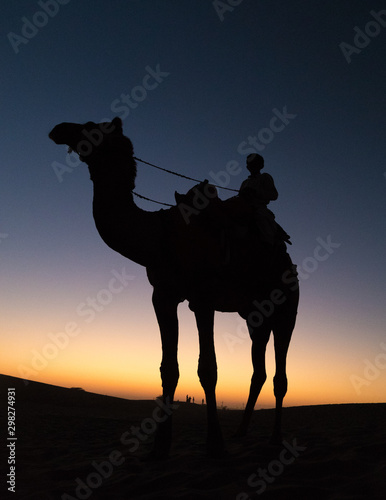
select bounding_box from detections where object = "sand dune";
[1,374,385,499]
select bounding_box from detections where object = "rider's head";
[246,153,264,173]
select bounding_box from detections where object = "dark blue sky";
[1,1,385,405]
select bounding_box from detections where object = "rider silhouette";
[239,154,290,245]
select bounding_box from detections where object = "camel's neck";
[88,140,160,267]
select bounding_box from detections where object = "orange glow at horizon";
[2,300,386,409]
[3,334,386,409]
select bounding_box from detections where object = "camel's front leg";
[195,307,224,457]
[151,288,180,459]
[236,320,271,437]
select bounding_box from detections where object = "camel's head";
[49,117,125,162]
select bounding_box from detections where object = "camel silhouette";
[49,117,299,458]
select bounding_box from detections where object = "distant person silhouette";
[239,154,290,245]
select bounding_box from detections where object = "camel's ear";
[111,116,123,133]
[175,191,183,204]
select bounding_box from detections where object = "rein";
[133,156,238,206]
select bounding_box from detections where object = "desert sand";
[1,374,385,500]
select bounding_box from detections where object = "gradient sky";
[1,0,385,408]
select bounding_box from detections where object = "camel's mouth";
[48,122,82,150]
[48,128,61,144]
[49,117,124,156]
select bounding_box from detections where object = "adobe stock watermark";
[51,64,170,183]
[110,64,170,120]
[213,0,244,22]
[61,397,179,499]
[207,105,297,190]
[236,107,297,156]
[350,342,386,395]
[7,0,71,54]
[340,9,386,64]
[223,235,341,353]
[177,105,297,224]
[18,268,134,382]
[236,438,307,498]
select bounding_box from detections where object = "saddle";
[172,181,292,283]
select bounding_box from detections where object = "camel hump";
[174,180,222,226]
[174,179,218,205]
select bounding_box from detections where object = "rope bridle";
[132,156,238,207]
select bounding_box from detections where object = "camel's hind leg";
[151,288,180,458]
[271,322,294,444]
[195,307,224,457]
[271,288,298,444]
[236,320,271,437]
